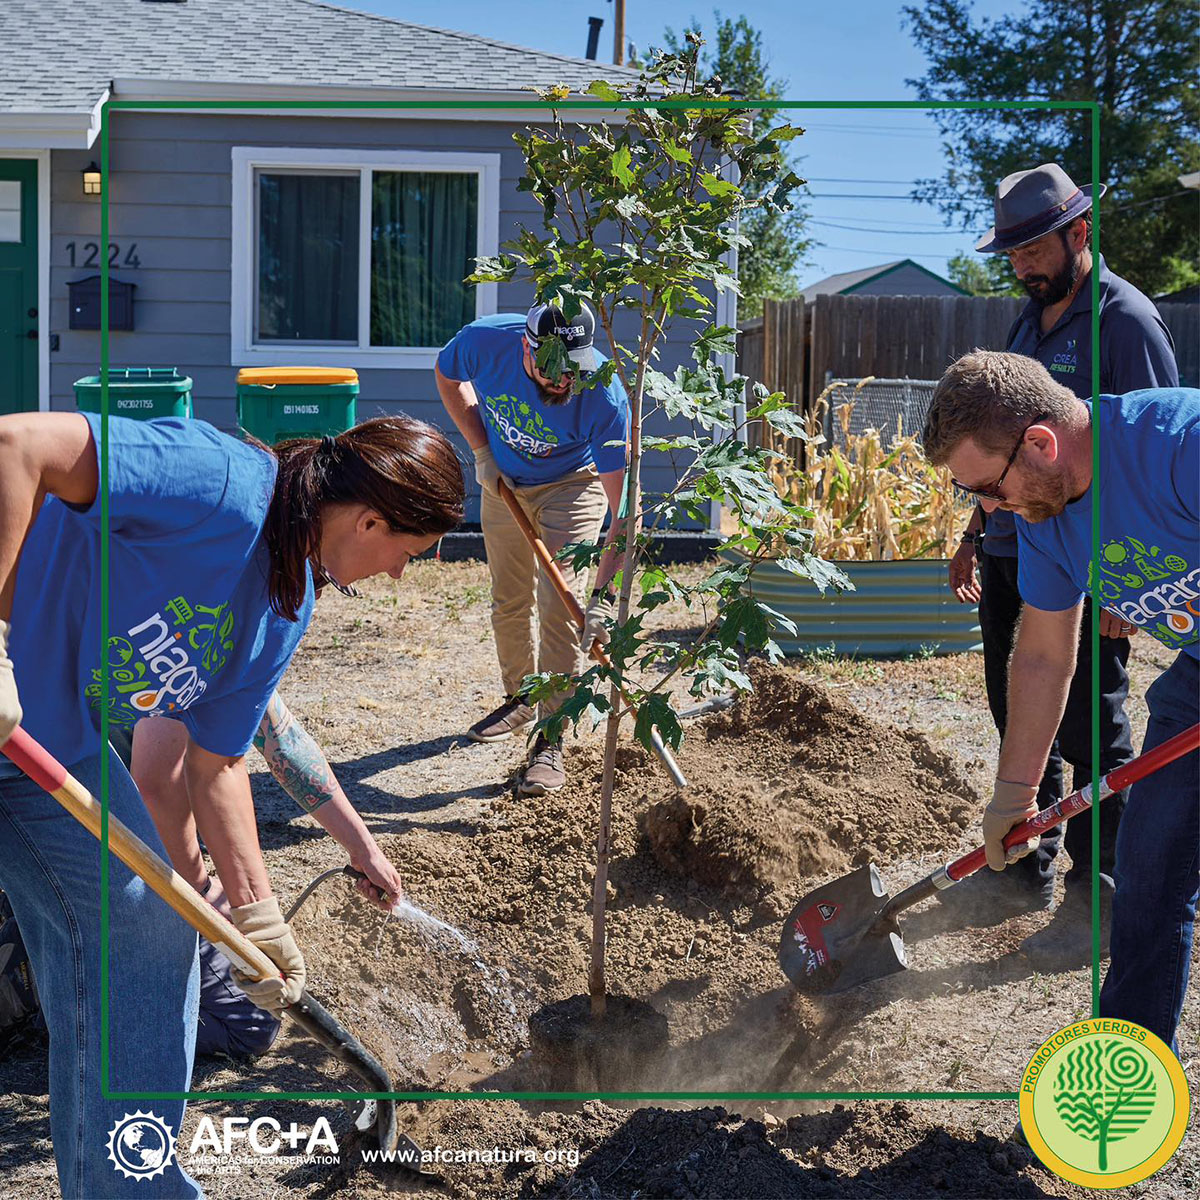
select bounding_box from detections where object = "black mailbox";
[68,275,136,331]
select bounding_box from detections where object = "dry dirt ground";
[1,559,1195,1198]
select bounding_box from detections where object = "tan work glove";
[983,780,1041,872]
[0,619,21,749]
[228,896,306,1014]
[583,591,615,651]
[473,443,502,497]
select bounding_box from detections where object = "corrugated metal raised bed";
[745,556,982,657]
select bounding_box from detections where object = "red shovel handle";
[947,722,1200,883]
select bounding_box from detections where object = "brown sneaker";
[467,697,536,743]
[519,735,565,795]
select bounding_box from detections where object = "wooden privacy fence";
[740,293,1199,426]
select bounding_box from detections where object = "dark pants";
[978,550,1134,887]
[1100,653,1199,1051]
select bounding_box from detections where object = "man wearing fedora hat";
[946,163,1178,963]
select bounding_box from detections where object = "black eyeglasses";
[952,414,1048,501]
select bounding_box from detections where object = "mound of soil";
[284,663,983,1098]
[639,664,978,898]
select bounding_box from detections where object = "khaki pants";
[481,466,608,717]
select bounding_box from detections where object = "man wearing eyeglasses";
[946,164,1178,962]
[436,302,630,795]
[923,350,1198,1050]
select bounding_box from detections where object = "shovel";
[779,722,1200,994]
[0,725,402,1156]
[497,478,686,788]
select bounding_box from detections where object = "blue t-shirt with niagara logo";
[1016,390,1200,659]
[437,314,630,487]
[8,414,315,766]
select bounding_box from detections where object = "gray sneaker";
[519,735,565,795]
[467,697,536,743]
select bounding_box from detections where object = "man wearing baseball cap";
[435,302,630,794]
[946,162,1178,962]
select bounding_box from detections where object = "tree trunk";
[588,314,650,1021]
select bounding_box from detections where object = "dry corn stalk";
[765,378,971,560]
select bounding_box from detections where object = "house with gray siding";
[0,0,725,523]
[799,259,966,300]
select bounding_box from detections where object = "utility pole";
[612,0,625,65]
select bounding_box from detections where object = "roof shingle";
[0,0,639,114]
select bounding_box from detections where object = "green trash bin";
[236,367,359,444]
[74,367,193,419]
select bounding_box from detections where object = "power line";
[809,219,982,236]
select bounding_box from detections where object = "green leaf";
[661,140,693,163]
[699,172,739,198]
[587,80,622,103]
[611,145,635,188]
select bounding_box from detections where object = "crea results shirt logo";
[1020,1018,1190,1188]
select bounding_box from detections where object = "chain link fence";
[821,376,937,449]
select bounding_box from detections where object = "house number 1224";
[66,242,141,268]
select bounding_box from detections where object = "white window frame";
[231,147,500,369]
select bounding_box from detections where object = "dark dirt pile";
[640,665,979,898]
[284,663,983,1098]
[367,1099,1081,1199]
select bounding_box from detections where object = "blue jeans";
[0,747,202,1199]
[1099,653,1200,1052]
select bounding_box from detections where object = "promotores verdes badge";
[1020,1019,1190,1188]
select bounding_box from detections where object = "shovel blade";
[778,863,907,994]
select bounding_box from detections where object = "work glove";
[583,592,615,651]
[982,780,1041,872]
[473,444,502,497]
[228,896,306,1014]
[0,619,21,749]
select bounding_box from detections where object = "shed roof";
[0,0,637,120]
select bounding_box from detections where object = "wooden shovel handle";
[0,725,279,983]
[496,479,687,789]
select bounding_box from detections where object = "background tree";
[903,0,1200,298]
[663,12,814,318]
[945,251,1022,296]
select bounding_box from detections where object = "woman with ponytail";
[0,409,462,1197]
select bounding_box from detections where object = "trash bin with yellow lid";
[74,367,193,419]
[236,367,358,444]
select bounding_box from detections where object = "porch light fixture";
[82,163,102,197]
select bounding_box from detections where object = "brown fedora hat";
[976,163,1106,254]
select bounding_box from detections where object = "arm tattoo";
[256,693,338,815]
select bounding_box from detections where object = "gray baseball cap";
[525,300,599,373]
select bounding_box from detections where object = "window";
[232,149,499,368]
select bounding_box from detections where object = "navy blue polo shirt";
[982,256,1178,557]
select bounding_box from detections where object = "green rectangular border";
[98,95,1102,1103]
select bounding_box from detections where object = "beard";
[1007,459,1073,523]
[537,385,573,406]
[1021,246,1081,306]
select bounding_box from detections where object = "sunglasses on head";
[951,414,1049,501]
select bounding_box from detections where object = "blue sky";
[336,0,1021,288]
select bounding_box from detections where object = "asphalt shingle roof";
[800,261,906,298]
[0,0,638,114]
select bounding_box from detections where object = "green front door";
[0,159,39,413]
